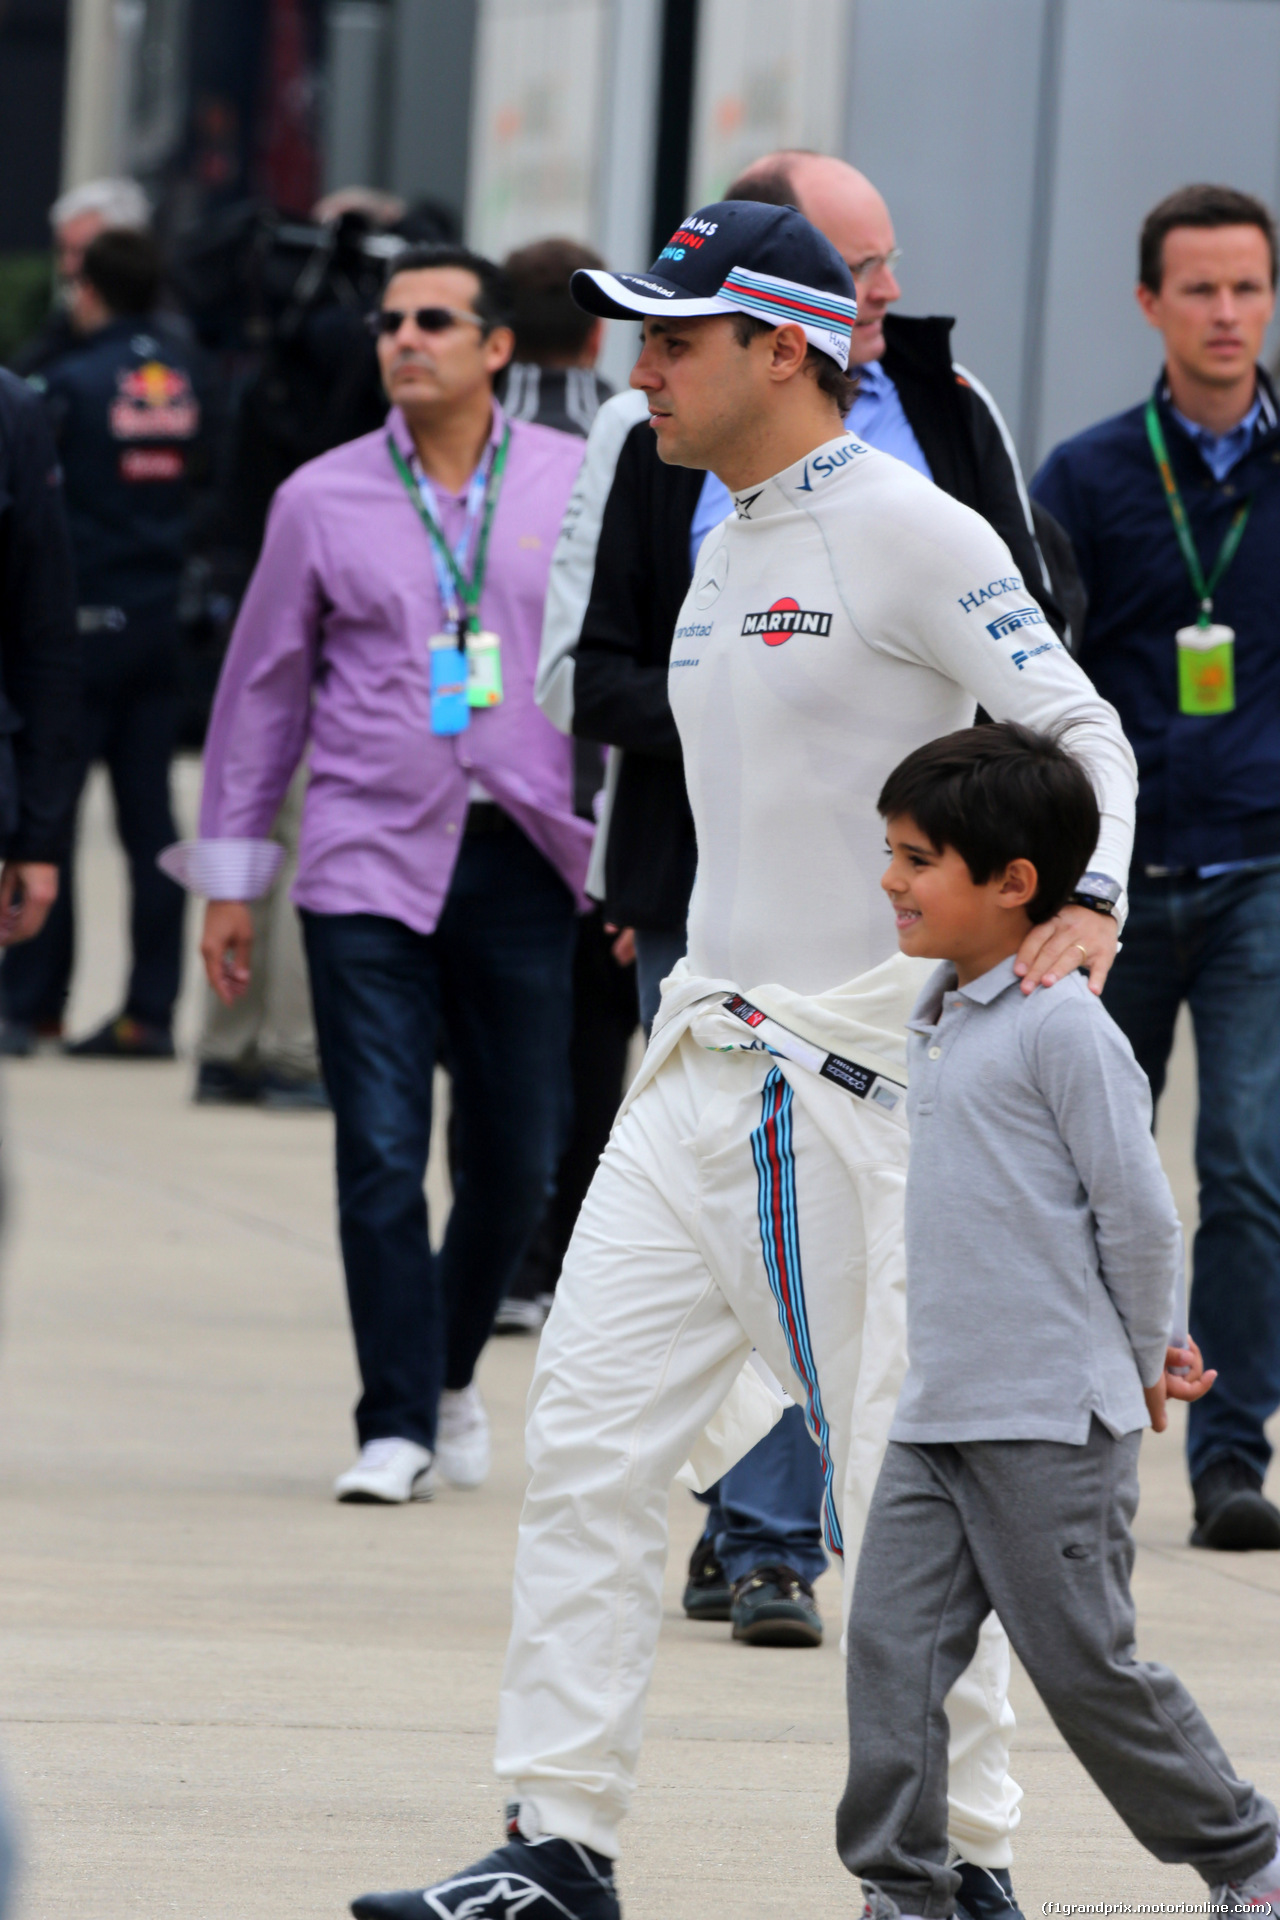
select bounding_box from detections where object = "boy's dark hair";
[383,243,515,333]
[80,227,163,317]
[504,236,605,362]
[877,721,1099,925]
[1139,184,1278,292]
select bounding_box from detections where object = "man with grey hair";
[9,179,152,379]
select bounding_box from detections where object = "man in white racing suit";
[351,199,1136,1920]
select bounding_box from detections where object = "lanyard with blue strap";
[388,425,510,731]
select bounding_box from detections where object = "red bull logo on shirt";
[110,362,199,440]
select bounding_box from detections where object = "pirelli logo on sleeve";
[742,597,833,647]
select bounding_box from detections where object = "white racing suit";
[497,429,1137,1865]
[497,957,1023,1863]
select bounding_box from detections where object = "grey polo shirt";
[892,955,1181,1446]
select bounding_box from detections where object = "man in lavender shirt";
[164,245,590,1503]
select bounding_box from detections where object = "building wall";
[842,0,1280,469]
[309,0,1280,455]
[0,0,69,250]
[467,0,610,257]
[687,0,849,204]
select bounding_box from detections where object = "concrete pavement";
[0,764,1276,1917]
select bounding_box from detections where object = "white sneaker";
[1212,1842,1280,1911]
[334,1437,435,1504]
[435,1382,491,1488]
[492,1294,547,1335]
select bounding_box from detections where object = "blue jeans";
[697,1403,828,1587]
[1103,862,1280,1484]
[634,926,688,1037]
[302,821,576,1449]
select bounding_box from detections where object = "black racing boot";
[955,1862,1027,1920]
[351,1819,620,1918]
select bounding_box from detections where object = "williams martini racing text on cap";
[570,200,857,372]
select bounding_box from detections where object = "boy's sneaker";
[334,1438,435,1503]
[1211,1842,1280,1911]
[955,1863,1026,1920]
[681,1535,732,1621]
[434,1382,491,1488]
[730,1563,823,1646]
[1191,1459,1280,1551]
[350,1829,620,1918]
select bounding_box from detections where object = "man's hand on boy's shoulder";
[1015,903,1119,997]
[1144,1337,1218,1434]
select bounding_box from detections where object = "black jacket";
[574,323,1073,930]
[882,314,1078,634]
[574,423,703,926]
[36,316,206,622]
[0,369,82,861]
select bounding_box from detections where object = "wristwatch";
[1068,871,1123,917]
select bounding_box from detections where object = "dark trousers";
[1103,863,1280,1484]
[634,924,689,1037]
[302,819,576,1450]
[697,1402,827,1585]
[2,620,184,1030]
[840,1423,1276,1913]
[509,905,638,1303]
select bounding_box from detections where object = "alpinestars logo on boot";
[742,597,833,647]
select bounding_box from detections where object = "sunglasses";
[368,306,486,337]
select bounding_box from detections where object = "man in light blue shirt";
[1167,377,1274,481]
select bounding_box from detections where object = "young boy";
[838,721,1279,1917]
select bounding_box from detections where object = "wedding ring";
[1074,943,1088,960]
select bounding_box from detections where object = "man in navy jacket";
[1034,182,1280,1553]
[0,370,80,956]
[3,227,202,1058]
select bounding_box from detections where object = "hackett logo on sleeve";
[957,574,1022,614]
[742,597,834,646]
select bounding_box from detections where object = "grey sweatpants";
[839,1420,1276,1915]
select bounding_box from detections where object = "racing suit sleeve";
[840,484,1136,901]
[535,388,648,734]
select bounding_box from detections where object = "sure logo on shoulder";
[986,605,1045,640]
[742,598,833,646]
[796,440,867,491]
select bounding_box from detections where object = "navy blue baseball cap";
[571,200,858,370]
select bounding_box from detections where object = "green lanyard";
[387,425,511,636]
[1144,399,1252,626]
